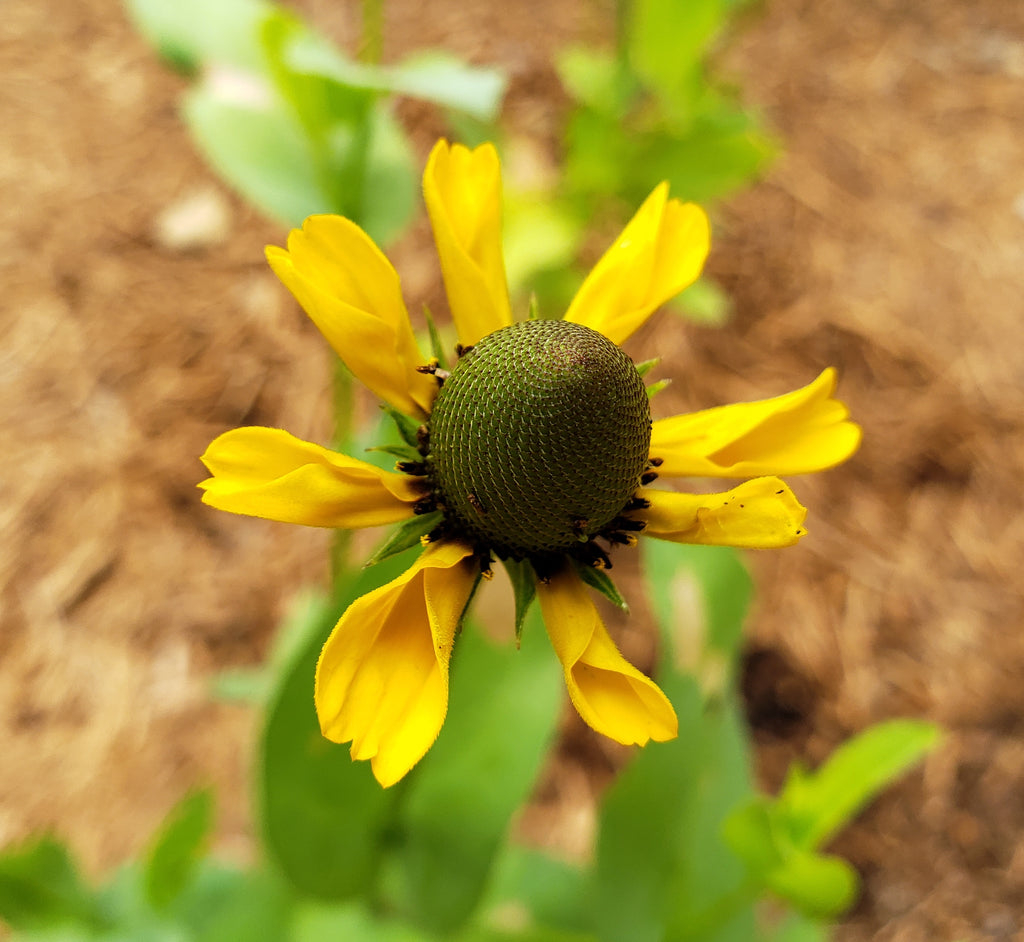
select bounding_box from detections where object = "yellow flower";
[200,140,860,787]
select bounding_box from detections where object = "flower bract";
[200,140,861,786]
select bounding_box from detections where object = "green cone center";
[427,320,651,557]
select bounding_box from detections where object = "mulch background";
[3,1,1023,939]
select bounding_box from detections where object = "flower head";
[200,140,861,786]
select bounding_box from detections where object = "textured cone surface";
[428,320,651,556]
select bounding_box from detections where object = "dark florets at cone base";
[427,320,651,557]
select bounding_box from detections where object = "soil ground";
[3,0,1023,939]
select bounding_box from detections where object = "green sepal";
[634,357,661,377]
[381,402,424,450]
[527,293,541,320]
[646,378,671,399]
[503,557,537,646]
[364,511,443,568]
[571,558,628,611]
[365,442,421,463]
[423,305,449,370]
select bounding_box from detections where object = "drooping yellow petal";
[266,215,436,418]
[640,477,808,548]
[536,568,677,746]
[650,369,862,478]
[315,540,477,787]
[199,426,421,528]
[564,183,710,346]
[423,139,512,346]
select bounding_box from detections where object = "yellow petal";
[423,139,512,346]
[199,426,421,528]
[536,568,677,745]
[650,368,862,478]
[564,183,710,345]
[266,215,436,418]
[315,541,477,787]
[640,477,808,548]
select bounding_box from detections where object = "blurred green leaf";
[723,719,937,919]
[765,914,831,942]
[722,802,856,919]
[123,0,270,74]
[0,837,107,932]
[183,76,324,226]
[777,719,941,850]
[259,557,414,901]
[502,198,582,299]
[764,847,857,919]
[670,277,733,327]
[624,113,776,204]
[281,37,505,122]
[359,106,419,245]
[556,48,629,117]
[628,0,724,110]
[481,847,589,936]
[587,540,759,942]
[143,789,214,911]
[182,865,293,942]
[289,900,431,941]
[393,606,563,936]
[388,53,506,122]
[589,673,706,942]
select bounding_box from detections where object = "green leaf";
[502,197,582,298]
[280,37,506,122]
[763,847,857,919]
[290,900,432,942]
[642,540,752,684]
[501,557,536,644]
[365,443,422,464]
[123,0,271,74]
[586,540,759,942]
[393,606,563,935]
[182,76,325,227]
[388,53,506,122]
[423,307,449,370]
[628,0,724,107]
[722,800,857,919]
[570,560,627,611]
[359,105,418,245]
[143,789,215,911]
[179,864,293,942]
[482,847,589,936]
[670,276,732,327]
[259,557,414,900]
[556,47,631,117]
[765,913,831,942]
[0,836,107,932]
[589,674,706,942]
[645,378,670,399]
[382,402,425,450]
[627,112,776,204]
[364,513,441,568]
[777,719,941,850]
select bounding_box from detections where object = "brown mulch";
[3,0,1023,939]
